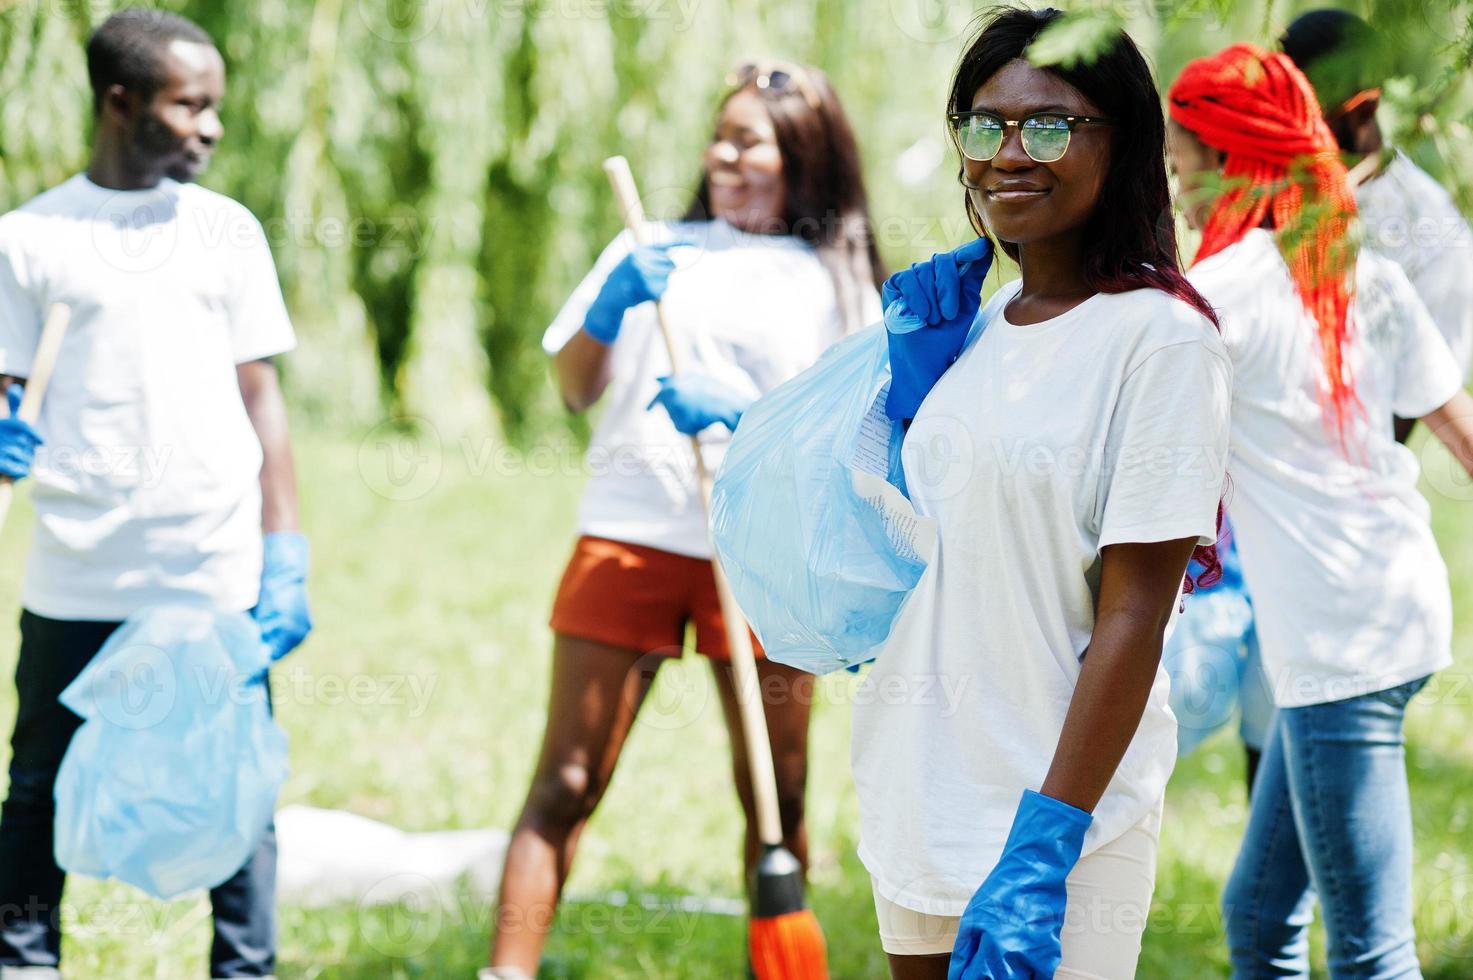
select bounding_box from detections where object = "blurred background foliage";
[1,0,1469,444]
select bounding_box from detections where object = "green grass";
[1,421,1471,978]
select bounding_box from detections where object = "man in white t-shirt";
[0,10,310,978]
[1284,8,1473,438]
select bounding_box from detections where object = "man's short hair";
[86,8,214,114]
[1281,9,1392,113]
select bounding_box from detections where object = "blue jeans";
[1164,530,1274,756]
[1223,675,1429,979]
[0,611,277,977]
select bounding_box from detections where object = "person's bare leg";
[887,952,950,979]
[488,634,663,974]
[712,656,813,876]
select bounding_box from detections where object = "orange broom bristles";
[749,909,829,980]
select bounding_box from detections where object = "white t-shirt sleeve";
[1097,336,1231,549]
[1410,246,1473,380]
[542,231,636,356]
[226,209,296,363]
[1379,259,1465,418]
[0,222,42,377]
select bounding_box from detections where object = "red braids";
[1169,44,1362,445]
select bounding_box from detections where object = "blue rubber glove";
[646,373,752,435]
[949,789,1092,979]
[253,531,312,666]
[884,237,993,422]
[0,385,41,481]
[583,241,684,345]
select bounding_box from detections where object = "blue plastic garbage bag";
[54,606,289,900]
[711,325,938,674]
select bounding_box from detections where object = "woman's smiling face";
[703,87,786,232]
[965,58,1112,248]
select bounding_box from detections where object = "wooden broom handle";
[602,156,785,848]
[0,304,72,532]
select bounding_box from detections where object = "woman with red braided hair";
[1168,43,1473,977]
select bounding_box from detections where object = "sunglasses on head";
[1328,87,1381,121]
[726,60,822,111]
[947,110,1115,164]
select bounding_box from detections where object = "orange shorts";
[549,536,765,660]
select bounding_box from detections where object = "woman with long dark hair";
[1168,43,1473,977]
[850,9,1230,978]
[483,61,883,978]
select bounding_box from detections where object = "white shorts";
[871,800,1163,979]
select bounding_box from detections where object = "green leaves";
[1,0,1469,442]
[1027,11,1126,69]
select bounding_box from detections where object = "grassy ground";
[1,420,1470,979]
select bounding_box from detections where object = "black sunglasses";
[947,110,1115,163]
[726,60,822,111]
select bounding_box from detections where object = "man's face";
[130,40,225,182]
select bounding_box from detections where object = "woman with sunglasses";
[1167,44,1473,978]
[482,61,884,979]
[850,9,1229,978]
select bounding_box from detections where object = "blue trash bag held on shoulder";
[710,324,939,674]
[54,606,289,900]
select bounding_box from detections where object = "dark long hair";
[686,65,886,333]
[950,7,1226,589]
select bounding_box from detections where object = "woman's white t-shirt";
[1189,229,1462,708]
[1357,151,1473,380]
[852,281,1231,915]
[543,219,878,559]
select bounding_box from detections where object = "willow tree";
[1,0,1468,442]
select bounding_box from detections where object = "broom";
[602,156,829,980]
[0,304,73,532]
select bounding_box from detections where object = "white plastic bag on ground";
[275,805,508,907]
[54,606,288,900]
[711,325,938,673]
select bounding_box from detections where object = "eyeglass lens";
[955,114,1073,163]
